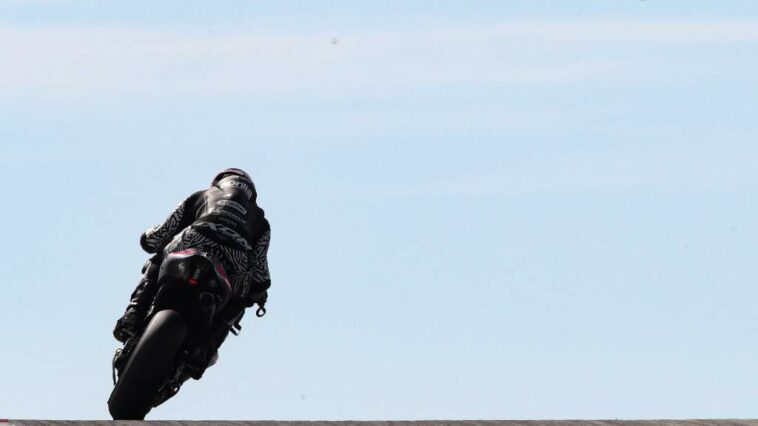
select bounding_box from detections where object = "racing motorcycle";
[107,248,265,420]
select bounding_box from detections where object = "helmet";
[211,168,254,186]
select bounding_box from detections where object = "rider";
[113,168,271,377]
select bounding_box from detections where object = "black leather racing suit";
[141,174,271,300]
[125,173,271,373]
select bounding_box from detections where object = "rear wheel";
[108,309,188,420]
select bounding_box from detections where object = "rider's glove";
[139,232,153,253]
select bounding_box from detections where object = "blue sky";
[1,0,757,421]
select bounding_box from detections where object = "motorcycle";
[107,248,264,420]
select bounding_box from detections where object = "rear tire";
[108,309,188,420]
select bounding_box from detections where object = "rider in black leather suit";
[113,168,271,377]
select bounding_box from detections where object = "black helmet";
[211,168,254,186]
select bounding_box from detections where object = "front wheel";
[108,309,188,420]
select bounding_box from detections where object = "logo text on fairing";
[197,222,252,250]
[220,180,253,199]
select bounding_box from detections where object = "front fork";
[112,337,137,385]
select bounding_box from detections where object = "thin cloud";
[0,19,755,98]
[487,20,758,43]
[386,140,758,197]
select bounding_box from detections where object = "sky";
[1,0,757,421]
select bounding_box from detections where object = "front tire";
[108,309,188,420]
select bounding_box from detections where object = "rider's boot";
[113,257,161,343]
